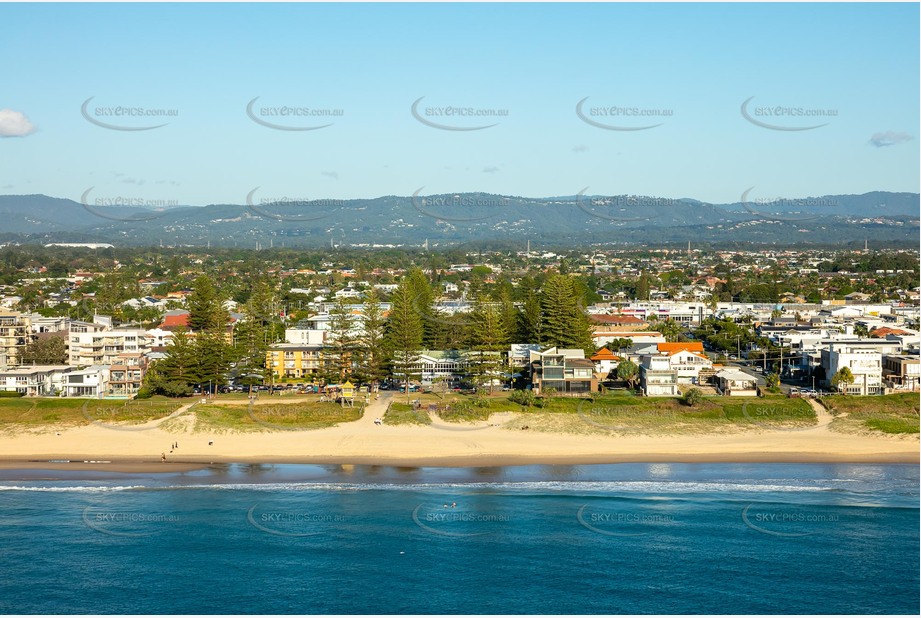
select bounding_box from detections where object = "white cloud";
[0,109,36,137]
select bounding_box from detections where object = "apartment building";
[69,327,148,366]
[108,353,148,398]
[0,365,71,396]
[0,311,31,367]
[820,341,884,395]
[266,343,324,380]
[881,355,920,391]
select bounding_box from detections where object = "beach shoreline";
[1,394,917,473]
[1,449,916,474]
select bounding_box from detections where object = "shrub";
[681,388,703,407]
[509,389,536,407]
[160,381,194,397]
[0,390,24,398]
[135,387,154,399]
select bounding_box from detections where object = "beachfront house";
[589,347,620,378]
[639,355,679,397]
[529,347,597,396]
[656,342,714,384]
[62,365,110,398]
[715,369,758,396]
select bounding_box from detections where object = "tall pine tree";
[467,295,509,392]
[540,274,593,354]
[359,288,387,386]
[385,280,424,401]
[406,268,436,348]
[325,298,358,383]
[188,275,229,332]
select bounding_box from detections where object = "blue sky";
[1,2,918,206]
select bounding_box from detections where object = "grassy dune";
[383,402,433,426]
[504,394,815,436]
[820,393,920,435]
[190,401,363,433]
[0,397,182,429]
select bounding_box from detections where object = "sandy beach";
[0,394,917,471]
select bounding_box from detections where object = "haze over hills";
[0,191,917,248]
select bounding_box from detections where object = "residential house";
[639,355,679,397]
[530,347,597,395]
[508,343,542,368]
[592,330,665,348]
[589,347,620,378]
[63,365,110,398]
[715,369,758,396]
[589,314,649,333]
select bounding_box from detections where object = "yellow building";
[266,343,324,380]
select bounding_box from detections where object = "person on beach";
[161,452,166,463]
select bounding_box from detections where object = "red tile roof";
[590,347,620,361]
[160,313,190,329]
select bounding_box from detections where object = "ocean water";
[0,463,917,614]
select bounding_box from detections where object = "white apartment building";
[0,365,72,396]
[62,365,110,398]
[284,327,326,346]
[820,341,884,395]
[69,327,148,366]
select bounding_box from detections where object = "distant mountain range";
[0,191,917,248]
